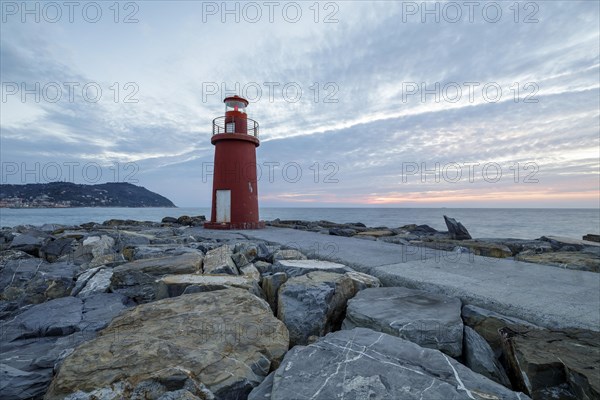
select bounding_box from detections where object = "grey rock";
[239,263,260,282]
[343,287,464,357]
[0,363,49,400]
[328,227,356,237]
[122,244,203,261]
[0,294,132,400]
[41,237,76,262]
[203,245,239,275]
[9,232,46,257]
[444,215,472,240]
[247,372,274,400]
[271,259,350,278]
[254,261,272,274]
[462,304,539,358]
[0,259,77,307]
[271,249,307,262]
[45,289,289,400]
[253,328,530,400]
[261,272,288,313]
[110,253,203,303]
[463,326,511,387]
[76,268,113,298]
[344,271,381,292]
[277,271,356,345]
[231,252,250,268]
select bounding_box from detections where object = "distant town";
[0,182,176,208]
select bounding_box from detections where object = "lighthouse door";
[216,190,231,222]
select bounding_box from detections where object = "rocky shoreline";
[1,216,598,399]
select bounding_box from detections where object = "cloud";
[1,1,598,207]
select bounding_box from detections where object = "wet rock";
[45,289,289,400]
[249,327,530,400]
[277,271,356,345]
[463,326,511,387]
[203,245,238,275]
[343,287,463,357]
[444,215,472,240]
[501,328,599,399]
[161,216,178,224]
[271,259,350,278]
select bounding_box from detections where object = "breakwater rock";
[1,217,596,399]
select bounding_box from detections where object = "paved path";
[227,227,600,331]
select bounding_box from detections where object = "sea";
[1,207,599,240]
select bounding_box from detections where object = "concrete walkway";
[229,227,600,331]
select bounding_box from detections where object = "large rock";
[501,328,600,399]
[157,274,259,298]
[343,287,463,357]
[444,215,472,240]
[75,268,113,298]
[1,294,132,400]
[277,271,356,345]
[40,237,76,262]
[122,244,203,261]
[72,235,115,264]
[463,326,511,387]
[462,304,540,358]
[9,232,46,257]
[203,245,238,275]
[0,259,77,306]
[45,289,289,400]
[271,259,350,278]
[271,249,307,262]
[249,328,530,400]
[262,273,288,313]
[110,253,203,303]
[344,271,381,291]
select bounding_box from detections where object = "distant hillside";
[0,182,176,208]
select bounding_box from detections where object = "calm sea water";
[0,207,598,240]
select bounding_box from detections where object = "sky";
[1,1,599,208]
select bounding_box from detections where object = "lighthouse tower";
[204,95,264,229]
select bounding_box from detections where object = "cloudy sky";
[1,1,598,207]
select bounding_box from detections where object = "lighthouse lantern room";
[204,95,265,229]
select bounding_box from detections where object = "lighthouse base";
[204,221,265,230]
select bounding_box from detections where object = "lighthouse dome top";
[224,95,249,109]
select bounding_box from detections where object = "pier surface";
[221,227,600,331]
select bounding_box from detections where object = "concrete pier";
[230,227,600,331]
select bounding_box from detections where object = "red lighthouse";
[204,95,264,229]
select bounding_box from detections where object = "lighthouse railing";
[212,117,259,138]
